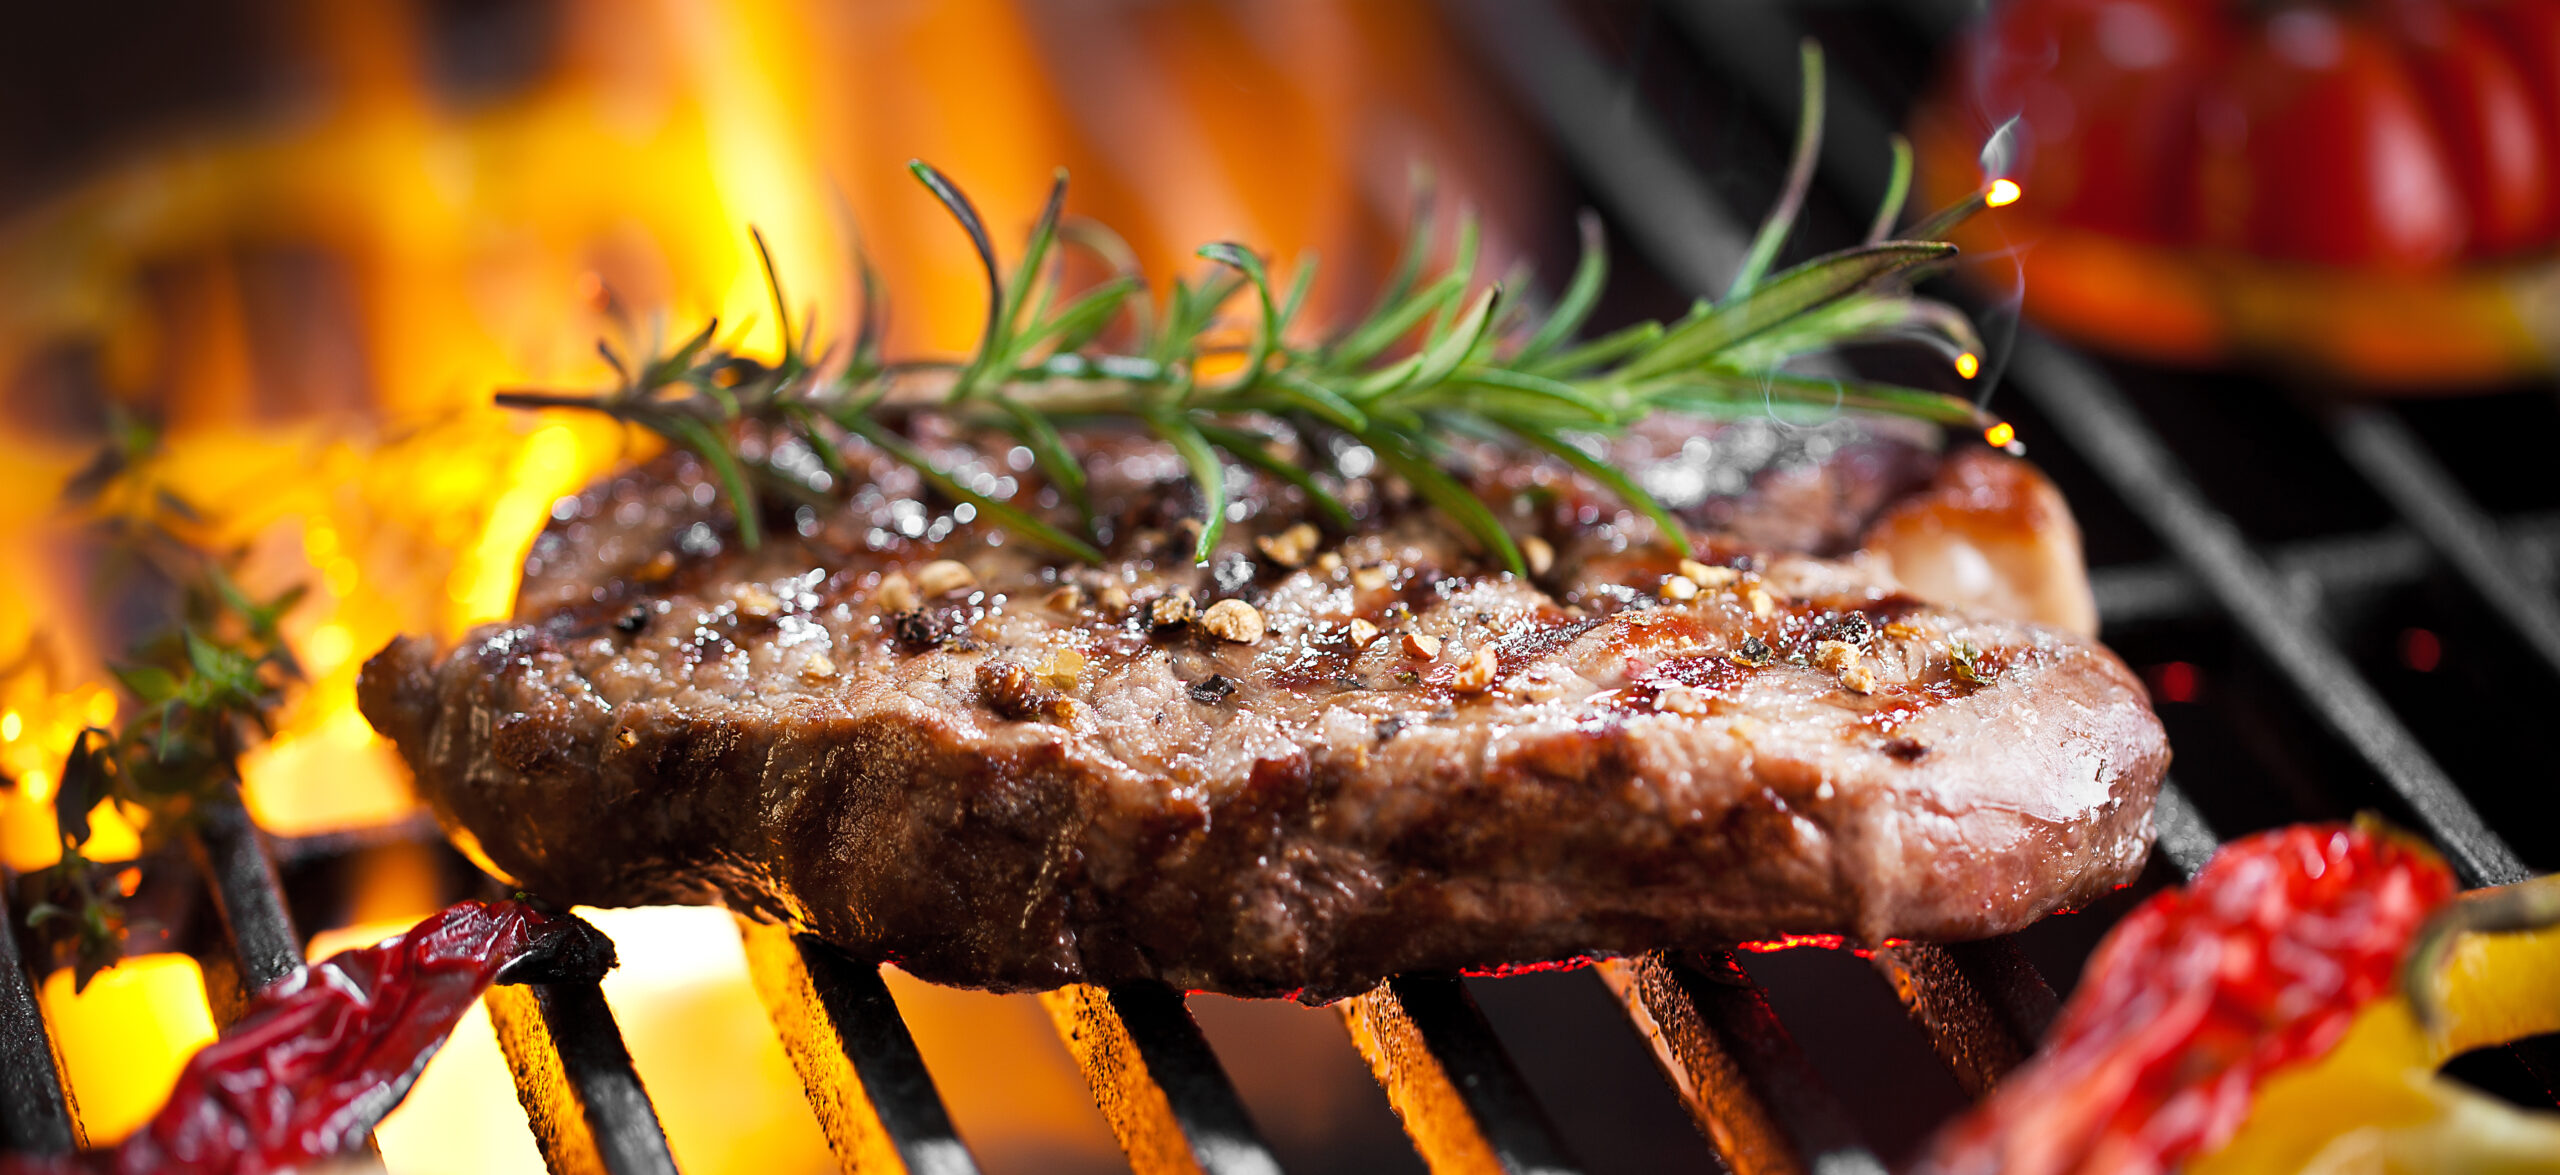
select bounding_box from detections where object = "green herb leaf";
[1625,242,1955,381]
[1000,170,1070,361]
[1363,432,1522,575]
[499,127,2005,586]
[1869,134,1915,245]
[751,227,799,367]
[1507,429,1689,559]
[838,415,1104,562]
[996,398,1092,521]
[1513,211,1608,366]
[1193,423,1355,531]
[908,161,1005,399]
[1729,40,1825,300]
[665,415,762,550]
[1019,274,1140,357]
[1149,412,1230,564]
[112,664,179,704]
[53,727,111,848]
[1198,242,1279,393]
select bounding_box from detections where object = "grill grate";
[736,920,980,1175]
[4,1,2555,1171]
[0,886,76,1154]
[1039,982,1284,1175]
[1603,951,1884,1175]
[1340,975,1583,1174]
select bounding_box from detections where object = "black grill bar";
[1338,974,1586,1175]
[1041,983,1284,1175]
[2088,511,2560,626]
[2006,335,2530,887]
[485,976,680,1175]
[1866,941,2051,1097]
[1600,952,1885,1175]
[1454,2,2068,1157]
[2151,782,2220,882]
[2326,404,2560,677]
[190,784,303,1025]
[1444,0,1748,297]
[1650,0,2531,890]
[0,885,77,1154]
[735,920,980,1175]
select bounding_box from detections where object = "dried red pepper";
[1915,821,2460,1175]
[6,899,612,1175]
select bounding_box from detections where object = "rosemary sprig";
[9,416,306,989]
[498,44,2005,574]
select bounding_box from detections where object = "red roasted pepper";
[1916,821,2460,1175]
[6,899,610,1175]
[1912,0,2560,385]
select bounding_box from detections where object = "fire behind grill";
[5,1,2557,1172]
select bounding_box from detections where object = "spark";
[1986,179,2023,208]
[1955,352,1981,379]
[1983,421,2016,448]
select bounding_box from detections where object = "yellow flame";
[1955,352,1981,379]
[82,687,116,728]
[447,423,589,627]
[1986,178,2023,208]
[1984,421,2017,448]
[41,956,218,1145]
[0,0,1533,1161]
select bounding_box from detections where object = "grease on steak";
[360,419,2167,1001]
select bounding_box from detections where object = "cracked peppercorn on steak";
[360,417,2168,1001]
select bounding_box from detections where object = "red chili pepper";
[1915,821,2459,1175]
[6,899,611,1175]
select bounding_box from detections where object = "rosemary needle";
[500,45,2006,574]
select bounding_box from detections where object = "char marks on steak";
[360,417,2167,1001]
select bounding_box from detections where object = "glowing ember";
[1983,421,2017,449]
[1986,178,2023,207]
[1955,351,1981,379]
[2400,628,2443,673]
[2149,661,2201,704]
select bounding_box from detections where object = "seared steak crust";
[362,420,2167,1001]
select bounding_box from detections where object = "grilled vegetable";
[1916,0,2560,385]
[1917,819,2560,1175]
[1,901,612,1175]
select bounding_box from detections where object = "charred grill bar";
[1039,982,1283,1175]
[188,787,303,1027]
[1339,975,1584,1174]
[483,979,678,1175]
[0,888,74,1155]
[736,920,981,1175]
[1864,941,2050,1098]
[5,1,2558,1171]
[1602,951,1886,1175]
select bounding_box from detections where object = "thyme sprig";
[8,414,306,988]
[499,44,2003,574]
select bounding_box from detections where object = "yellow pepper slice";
[2193,922,2560,1174]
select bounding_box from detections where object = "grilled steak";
[360,417,2167,1001]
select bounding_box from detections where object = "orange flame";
[0,0,1534,1163]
